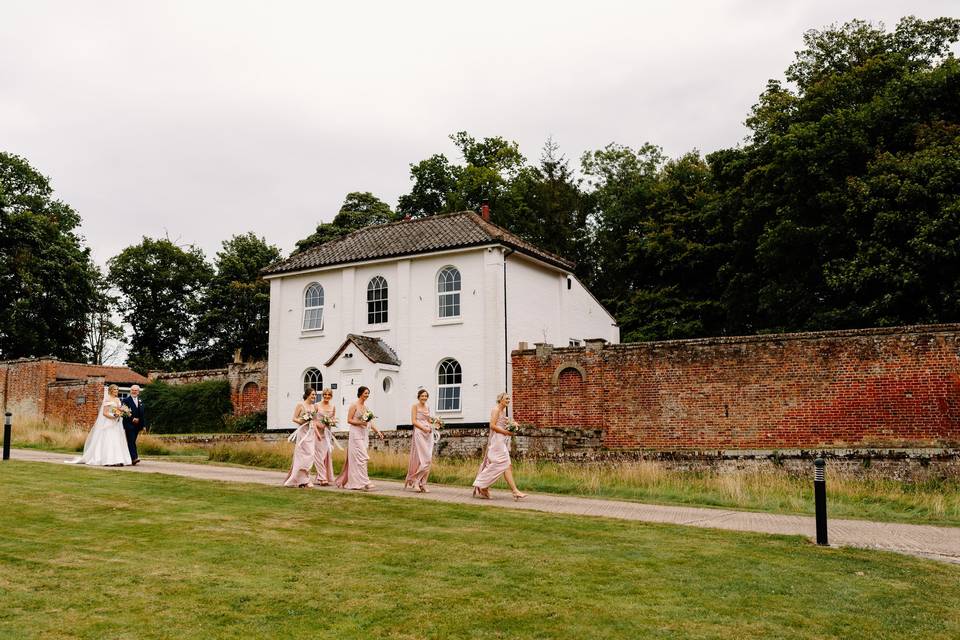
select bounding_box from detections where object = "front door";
[338,370,362,429]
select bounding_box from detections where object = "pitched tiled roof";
[324,334,401,367]
[263,211,575,276]
[55,363,149,385]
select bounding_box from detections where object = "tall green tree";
[108,238,212,373]
[295,192,399,254]
[0,152,98,360]
[714,16,960,333]
[188,233,281,367]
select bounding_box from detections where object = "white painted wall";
[266,246,617,430]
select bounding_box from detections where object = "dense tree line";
[2,17,958,369]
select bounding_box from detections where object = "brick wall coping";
[513,323,960,355]
[149,368,229,378]
[47,377,105,388]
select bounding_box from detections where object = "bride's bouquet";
[113,405,132,419]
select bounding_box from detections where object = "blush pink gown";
[313,404,336,485]
[472,411,512,490]
[335,405,373,490]
[404,406,434,490]
[284,403,318,487]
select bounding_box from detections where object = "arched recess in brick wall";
[553,366,586,428]
[240,381,260,414]
[551,362,586,385]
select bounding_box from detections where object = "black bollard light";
[814,458,828,545]
[3,412,11,461]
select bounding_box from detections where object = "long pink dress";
[404,406,434,489]
[284,402,318,487]
[472,411,512,489]
[313,404,336,485]
[335,404,373,490]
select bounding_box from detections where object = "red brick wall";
[44,377,106,428]
[0,358,58,421]
[512,325,960,450]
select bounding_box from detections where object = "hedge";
[141,380,234,434]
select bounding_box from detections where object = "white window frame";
[302,283,324,331]
[436,266,462,320]
[436,358,462,413]
[303,367,324,394]
[366,276,388,325]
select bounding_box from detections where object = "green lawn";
[2,461,959,639]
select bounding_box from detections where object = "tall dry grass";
[201,439,960,525]
[12,418,197,456]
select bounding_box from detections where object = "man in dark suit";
[121,384,147,465]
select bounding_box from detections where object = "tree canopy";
[0,152,99,360]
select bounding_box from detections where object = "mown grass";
[14,419,960,527]
[1,461,959,639]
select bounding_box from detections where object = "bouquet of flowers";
[113,405,132,419]
[319,414,336,428]
[299,409,316,424]
[429,415,444,430]
[506,419,521,435]
[361,410,376,423]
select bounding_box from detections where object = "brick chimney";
[480,200,490,221]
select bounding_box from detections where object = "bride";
[67,384,133,466]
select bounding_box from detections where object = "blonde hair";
[321,387,333,397]
[496,392,509,403]
[108,384,119,395]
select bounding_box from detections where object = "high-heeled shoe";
[512,491,527,501]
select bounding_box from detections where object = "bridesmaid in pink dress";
[404,389,435,492]
[313,388,337,486]
[334,386,384,491]
[472,393,527,500]
[283,389,319,488]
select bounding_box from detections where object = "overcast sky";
[2,1,956,266]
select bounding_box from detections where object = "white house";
[262,210,619,430]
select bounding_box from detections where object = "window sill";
[300,330,325,339]
[362,326,391,334]
[432,318,463,327]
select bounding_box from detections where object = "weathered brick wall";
[0,358,57,421]
[148,368,230,385]
[44,377,106,428]
[229,362,267,415]
[512,325,960,450]
[148,361,267,416]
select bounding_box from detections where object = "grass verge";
[2,461,959,639]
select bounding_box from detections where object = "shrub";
[141,380,233,434]
[224,411,268,433]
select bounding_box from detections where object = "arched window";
[367,276,388,324]
[437,266,461,318]
[303,368,323,395]
[436,358,462,412]
[303,283,324,331]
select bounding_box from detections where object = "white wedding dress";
[67,389,133,466]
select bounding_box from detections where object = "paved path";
[11,448,960,565]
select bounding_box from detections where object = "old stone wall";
[512,324,960,451]
[0,358,57,421]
